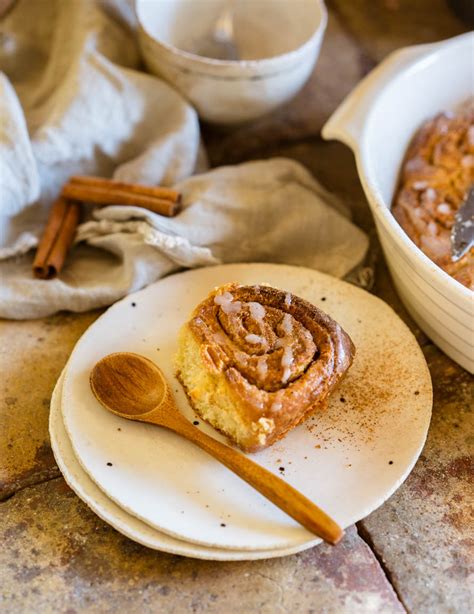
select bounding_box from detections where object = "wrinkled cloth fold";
[0,0,368,320]
[0,0,200,256]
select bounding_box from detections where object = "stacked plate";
[50,263,432,560]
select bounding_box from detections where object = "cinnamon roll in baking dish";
[175,283,355,452]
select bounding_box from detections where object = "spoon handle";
[166,417,343,545]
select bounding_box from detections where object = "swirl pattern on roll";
[186,283,355,445]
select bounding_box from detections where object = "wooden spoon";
[89,352,343,545]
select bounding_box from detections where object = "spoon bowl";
[90,351,343,545]
[90,352,166,417]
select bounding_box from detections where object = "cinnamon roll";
[392,103,474,289]
[175,283,355,452]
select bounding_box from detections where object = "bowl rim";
[325,33,473,307]
[135,0,327,70]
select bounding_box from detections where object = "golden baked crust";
[392,103,474,289]
[175,283,355,452]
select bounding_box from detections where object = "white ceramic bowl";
[322,33,474,373]
[135,0,327,124]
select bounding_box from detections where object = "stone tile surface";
[330,0,466,61]
[360,347,474,614]
[0,479,403,614]
[0,311,101,500]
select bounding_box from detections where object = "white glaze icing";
[425,187,436,201]
[257,356,268,379]
[224,301,242,314]
[281,344,294,368]
[281,313,293,335]
[413,181,428,190]
[245,333,265,344]
[284,293,292,307]
[271,400,282,411]
[280,340,294,383]
[437,203,451,215]
[214,291,242,314]
[214,291,234,305]
[248,301,266,321]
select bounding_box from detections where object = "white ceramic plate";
[62,264,432,551]
[50,372,316,560]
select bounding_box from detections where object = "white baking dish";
[322,32,474,373]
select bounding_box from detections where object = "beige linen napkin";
[0,158,368,318]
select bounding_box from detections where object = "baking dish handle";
[321,40,444,152]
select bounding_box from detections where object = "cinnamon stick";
[70,175,180,204]
[61,183,180,217]
[33,197,81,279]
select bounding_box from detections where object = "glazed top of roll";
[188,283,355,421]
